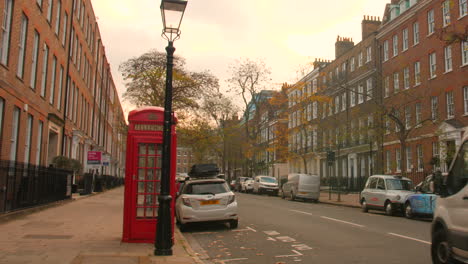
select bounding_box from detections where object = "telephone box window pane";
[147,182,154,193]
[138,169,145,180]
[148,144,156,155]
[156,158,162,168]
[157,145,162,155]
[147,169,154,180]
[148,157,155,167]
[138,182,145,193]
[137,195,145,205]
[137,207,145,217]
[146,194,155,204]
[146,207,155,217]
[138,157,146,167]
[155,169,161,180]
[139,144,146,155]
[155,181,161,194]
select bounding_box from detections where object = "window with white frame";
[386,150,391,173]
[328,101,332,116]
[383,40,389,61]
[444,45,452,72]
[462,41,468,66]
[55,0,61,35]
[24,114,33,163]
[396,148,401,172]
[341,93,346,111]
[366,46,372,62]
[429,52,437,78]
[40,44,49,97]
[394,110,401,132]
[30,30,40,89]
[350,57,355,71]
[384,76,390,98]
[385,117,391,134]
[350,87,356,107]
[403,28,409,51]
[414,61,421,85]
[431,96,438,120]
[313,102,317,119]
[335,96,339,113]
[405,106,411,129]
[403,67,410,89]
[446,91,454,118]
[49,56,57,104]
[341,62,346,74]
[366,78,373,100]
[62,12,68,46]
[442,0,451,27]
[428,9,435,34]
[10,107,20,162]
[322,103,326,119]
[417,145,424,170]
[57,66,63,110]
[0,0,13,66]
[37,0,42,8]
[47,0,53,23]
[335,67,339,78]
[432,142,440,169]
[406,146,413,171]
[393,72,400,92]
[17,14,28,78]
[461,0,467,17]
[358,52,363,67]
[36,120,43,165]
[393,34,399,57]
[312,79,317,93]
[413,22,419,45]
[464,86,468,114]
[358,84,364,104]
[415,103,422,125]
[307,104,312,121]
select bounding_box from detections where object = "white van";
[431,129,468,264]
[281,174,320,202]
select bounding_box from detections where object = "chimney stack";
[335,35,354,59]
[362,15,381,39]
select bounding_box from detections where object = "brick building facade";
[0,0,126,176]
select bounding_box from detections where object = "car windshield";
[260,177,276,183]
[385,179,413,190]
[245,179,254,184]
[184,182,229,195]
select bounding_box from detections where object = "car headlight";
[182,197,192,207]
[395,195,401,201]
[227,195,236,204]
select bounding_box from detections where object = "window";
[358,52,363,67]
[417,145,424,171]
[432,142,440,169]
[383,40,389,61]
[384,76,390,98]
[49,56,57,104]
[350,87,356,107]
[62,12,68,46]
[416,103,422,125]
[442,0,451,27]
[17,14,28,78]
[40,44,49,97]
[47,0,53,23]
[461,0,468,17]
[431,96,438,120]
[341,62,346,74]
[30,31,40,89]
[444,45,452,72]
[313,102,317,119]
[393,34,398,56]
[24,115,33,164]
[10,107,20,162]
[429,52,436,78]
[0,0,13,65]
[57,66,63,110]
[414,61,421,85]
[462,41,468,66]
[413,22,419,45]
[386,150,391,173]
[394,110,401,132]
[405,106,411,129]
[341,93,346,111]
[55,0,61,35]
[312,79,317,93]
[350,57,355,71]
[37,0,42,8]
[366,78,373,100]
[402,28,409,51]
[322,103,326,119]
[335,96,339,113]
[396,148,401,172]
[358,84,364,104]
[446,91,454,118]
[403,67,410,89]
[428,9,435,34]
[385,117,391,134]
[393,72,399,92]
[406,146,412,171]
[366,46,372,62]
[464,86,468,114]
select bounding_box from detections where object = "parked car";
[175,178,238,231]
[360,175,414,216]
[229,180,236,190]
[234,177,248,192]
[241,178,254,193]
[253,176,279,195]
[431,129,468,264]
[403,174,437,219]
[281,173,320,202]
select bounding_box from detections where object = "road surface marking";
[264,230,280,236]
[216,258,249,263]
[231,228,251,232]
[292,244,313,251]
[267,237,277,241]
[388,233,431,245]
[277,236,296,242]
[320,216,365,228]
[246,226,257,232]
[276,250,304,258]
[290,209,313,216]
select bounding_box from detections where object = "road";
[183,192,432,264]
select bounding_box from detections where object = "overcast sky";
[90,0,390,114]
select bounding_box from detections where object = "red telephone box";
[122,107,177,243]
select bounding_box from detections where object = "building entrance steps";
[0,187,201,264]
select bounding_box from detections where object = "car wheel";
[281,189,285,199]
[178,222,188,232]
[290,191,295,201]
[432,229,454,264]
[404,202,413,219]
[229,219,238,229]
[385,201,394,216]
[361,199,368,213]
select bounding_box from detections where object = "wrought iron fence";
[0,160,73,214]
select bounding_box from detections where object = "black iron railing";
[0,160,73,214]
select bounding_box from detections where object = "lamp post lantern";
[155,0,187,256]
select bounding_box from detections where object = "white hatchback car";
[175,178,238,231]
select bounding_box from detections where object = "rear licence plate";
[200,200,220,205]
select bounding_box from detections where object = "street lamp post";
[155,0,187,256]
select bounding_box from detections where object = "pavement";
[0,187,201,264]
[319,190,361,208]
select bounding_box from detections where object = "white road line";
[388,232,431,245]
[275,250,304,258]
[267,237,277,241]
[264,230,280,236]
[320,216,365,228]
[290,210,313,216]
[246,226,257,232]
[231,228,251,232]
[216,258,249,263]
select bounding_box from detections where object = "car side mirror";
[415,185,421,192]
